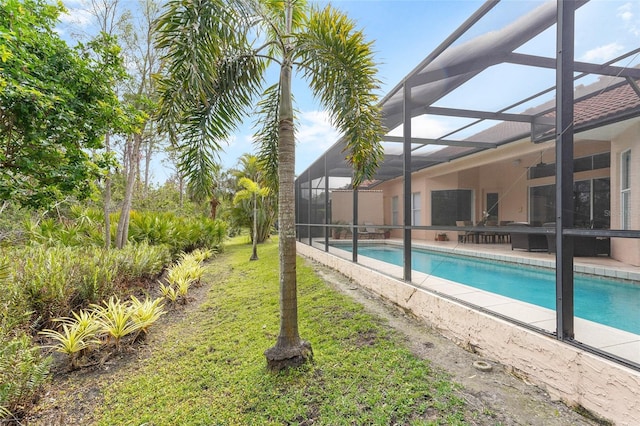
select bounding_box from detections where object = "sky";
[57,0,640,183]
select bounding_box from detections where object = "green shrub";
[8,243,171,329]
[112,242,171,281]
[0,333,51,420]
[128,211,228,255]
[128,211,177,246]
[182,217,228,252]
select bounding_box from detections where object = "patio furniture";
[456,220,478,243]
[543,222,611,256]
[358,223,385,239]
[498,221,512,243]
[509,222,548,252]
[482,220,498,243]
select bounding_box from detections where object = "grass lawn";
[94,237,479,425]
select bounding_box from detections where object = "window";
[621,150,631,229]
[593,178,610,229]
[529,178,610,227]
[391,196,399,226]
[411,192,421,226]
[486,192,499,221]
[431,190,472,226]
[529,184,555,225]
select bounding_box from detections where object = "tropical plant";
[166,261,198,300]
[0,333,51,419]
[173,276,191,301]
[234,177,271,261]
[188,248,214,263]
[128,211,177,246]
[229,154,277,245]
[159,282,178,303]
[0,260,51,420]
[155,0,383,369]
[179,217,228,253]
[128,296,165,335]
[113,241,171,280]
[91,297,140,350]
[39,320,100,369]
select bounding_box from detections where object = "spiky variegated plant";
[155,0,384,370]
[129,296,165,335]
[40,318,100,369]
[91,297,140,350]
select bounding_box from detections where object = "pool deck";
[310,237,640,365]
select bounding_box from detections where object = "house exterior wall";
[610,121,640,265]
[330,190,384,226]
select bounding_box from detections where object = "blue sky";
[57,0,640,183]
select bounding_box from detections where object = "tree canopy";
[0,0,129,209]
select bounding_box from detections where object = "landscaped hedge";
[0,210,228,421]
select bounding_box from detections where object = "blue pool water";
[338,244,640,335]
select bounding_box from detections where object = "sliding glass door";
[529,178,610,228]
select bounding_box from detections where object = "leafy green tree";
[155,0,383,370]
[0,0,127,209]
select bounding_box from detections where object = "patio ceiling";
[299,0,640,188]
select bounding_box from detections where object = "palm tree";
[155,0,384,370]
[234,177,271,260]
[231,154,276,244]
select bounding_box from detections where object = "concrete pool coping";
[299,240,640,425]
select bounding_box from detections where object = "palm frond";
[155,0,269,196]
[253,84,281,191]
[295,5,385,186]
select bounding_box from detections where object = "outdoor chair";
[358,222,384,239]
[456,220,478,243]
[482,220,498,243]
[497,221,512,243]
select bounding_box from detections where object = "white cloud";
[617,2,640,36]
[387,115,455,139]
[579,42,625,63]
[295,110,341,152]
[617,2,634,21]
[59,7,94,29]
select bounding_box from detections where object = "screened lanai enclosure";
[295,0,640,372]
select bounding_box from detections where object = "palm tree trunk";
[264,55,312,370]
[250,193,259,261]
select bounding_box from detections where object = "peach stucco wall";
[297,242,640,425]
[610,122,640,266]
[330,190,384,226]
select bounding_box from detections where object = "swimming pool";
[337,244,640,335]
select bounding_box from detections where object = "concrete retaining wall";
[297,242,640,425]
